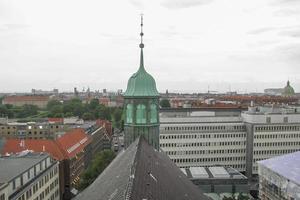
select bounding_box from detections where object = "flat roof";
[0,152,49,184]
[258,151,300,185]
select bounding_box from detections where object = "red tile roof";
[48,118,63,123]
[1,128,91,160]
[56,128,90,159]
[1,139,65,160]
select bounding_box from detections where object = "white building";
[159,106,300,177]
[258,151,300,200]
[0,152,60,200]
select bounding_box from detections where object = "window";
[126,104,133,123]
[266,117,271,123]
[136,104,146,124]
[150,104,157,123]
[284,116,288,123]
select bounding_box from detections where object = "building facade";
[123,19,160,149]
[0,152,60,200]
[160,106,300,177]
[2,96,50,109]
[258,151,300,200]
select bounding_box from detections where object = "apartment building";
[0,152,60,200]
[2,96,50,109]
[159,106,300,177]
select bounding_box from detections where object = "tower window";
[136,104,146,124]
[126,104,133,123]
[150,104,157,123]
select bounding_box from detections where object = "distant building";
[0,121,66,140]
[32,88,59,95]
[282,80,295,96]
[258,151,300,200]
[2,95,50,108]
[264,80,296,96]
[0,152,60,200]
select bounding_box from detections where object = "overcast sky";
[0,0,300,93]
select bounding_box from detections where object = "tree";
[16,105,38,118]
[47,100,62,110]
[89,98,99,110]
[78,150,115,190]
[82,112,94,120]
[113,108,122,128]
[160,99,171,108]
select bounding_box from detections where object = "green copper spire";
[124,15,159,97]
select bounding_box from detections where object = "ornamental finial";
[139,14,144,49]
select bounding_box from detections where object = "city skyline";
[1,0,300,93]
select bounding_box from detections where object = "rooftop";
[0,152,49,184]
[73,137,209,200]
[258,151,300,185]
[1,128,90,160]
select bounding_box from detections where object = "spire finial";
[139,13,144,49]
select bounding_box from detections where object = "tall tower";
[123,15,160,149]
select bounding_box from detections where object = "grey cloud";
[128,0,143,8]
[0,24,29,31]
[273,8,300,16]
[274,0,300,4]
[275,43,300,66]
[161,0,213,9]
[247,27,278,35]
[279,30,300,38]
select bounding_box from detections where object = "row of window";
[255,125,300,132]
[163,125,245,132]
[254,141,300,147]
[180,164,246,171]
[171,156,246,164]
[126,103,157,124]
[254,149,300,155]
[165,148,246,156]
[254,133,300,139]
[18,176,59,200]
[160,141,246,148]
[160,133,246,140]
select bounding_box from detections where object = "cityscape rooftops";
[258,151,300,186]
[0,152,49,184]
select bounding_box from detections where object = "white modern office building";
[0,152,60,200]
[159,106,300,177]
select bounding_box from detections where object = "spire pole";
[139,13,144,49]
[139,14,145,71]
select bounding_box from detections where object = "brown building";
[2,95,50,108]
[0,121,67,139]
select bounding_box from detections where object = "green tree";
[160,99,171,108]
[16,105,38,118]
[49,105,63,117]
[89,98,99,110]
[78,150,115,190]
[82,112,94,120]
[47,100,62,110]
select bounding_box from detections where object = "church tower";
[123,16,160,149]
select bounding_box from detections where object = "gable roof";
[1,128,90,160]
[56,128,90,159]
[1,139,65,160]
[73,137,210,200]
